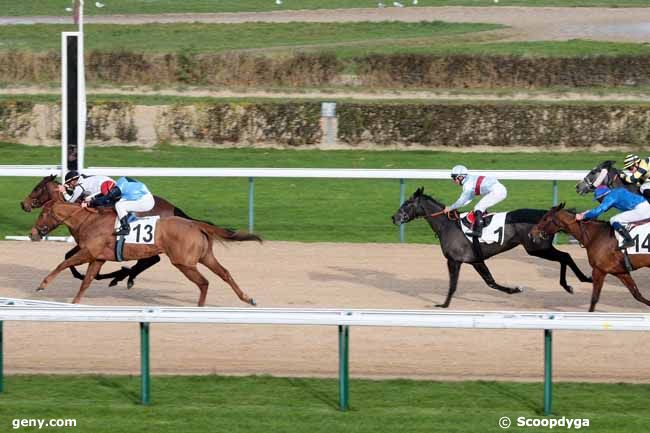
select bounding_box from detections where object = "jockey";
[576,185,650,249]
[443,165,508,237]
[620,154,650,201]
[58,170,114,204]
[89,177,155,236]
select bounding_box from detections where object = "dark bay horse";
[531,203,650,312]
[391,187,592,308]
[34,200,260,306]
[21,175,209,289]
[576,160,638,196]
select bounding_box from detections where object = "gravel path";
[3,7,650,42]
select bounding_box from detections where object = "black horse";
[575,160,638,196]
[391,187,592,308]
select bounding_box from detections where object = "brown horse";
[34,200,260,306]
[21,175,212,289]
[530,203,650,312]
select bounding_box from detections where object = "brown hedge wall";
[2,50,650,88]
[336,103,650,147]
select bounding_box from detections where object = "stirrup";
[619,239,634,250]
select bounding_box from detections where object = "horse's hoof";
[36,286,44,292]
[127,280,134,290]
[435,303,449,308]
[514,287,524,294]
[564,285,574,294]
[108,279,118,287]
[249,298,257,306]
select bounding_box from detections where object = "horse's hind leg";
[173,264,210,307]
[38,248,92,291]
[614,272,650,309]
[200,252,256,306]
[471,262,522,294]
[72,260,105,304]
[436,259,461,308]
[125,256,161,289]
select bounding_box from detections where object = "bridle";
[35,201,93,236]
[538,210,590,245]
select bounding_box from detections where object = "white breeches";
[474,183,508,213]
[115,194,155,219]
[610,201,650,225]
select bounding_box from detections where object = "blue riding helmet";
[593,185,611,201]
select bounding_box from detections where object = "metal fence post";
[544,329,553,415]
[0,321,3,394]
[338,325,349,411]
[140,322,150,405]
[399,179,405,243]
[248,177,255,233]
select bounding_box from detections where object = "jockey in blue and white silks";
[443,165,508,237]
[90,177,155,236]
[576,185,650,249]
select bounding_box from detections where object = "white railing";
[0,165,587,180]
[0,298,648,412]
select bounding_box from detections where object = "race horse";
[575,160,638,196]
[391,187,592,308]
[33,199,260,306]
[21,174,211,289]
[531,203,650,312]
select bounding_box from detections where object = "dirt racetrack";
[2,240,650,383]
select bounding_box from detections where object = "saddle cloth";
[459,212,507,245]
[616,222,650,254]
[114,216,160,245]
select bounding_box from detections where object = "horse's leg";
[173,264,210,307]
[64,245,85,280]
[471,261,522,294]
[613,272,650,309]
[524,247,592,294]
[436,259,461,308]
[37,249,92,291]
[72,260,105,304]
[200,252,256,306]
[589,268,606,312]
[124,256,161,289]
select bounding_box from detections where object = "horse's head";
[391,187,443,225]
[30,200,63,241]
[576,160,618,196]
[530,203,574,242]
[21,174,59,212]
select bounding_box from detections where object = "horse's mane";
[419,192,446,209]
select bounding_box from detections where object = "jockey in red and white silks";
[443,165,508,236]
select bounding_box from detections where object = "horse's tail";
[196,221,262,243]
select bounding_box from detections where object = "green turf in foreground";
[0,375,648,433]
[4,0,650,16]
[0,143,630,242]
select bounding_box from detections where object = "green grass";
[4,0,650,16]
[0,142,629,243]
[0,375,648,433]
[4,23,650,58]
[0,22,502,54]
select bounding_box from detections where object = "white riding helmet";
[623,154,640,170]
[451,165,469,179]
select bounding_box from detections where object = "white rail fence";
[0,297,648,412]
[2,165,586,241]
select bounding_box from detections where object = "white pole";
[61,32,68,179]
[77,0,86,171]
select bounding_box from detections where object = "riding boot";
[471,210,484,237]
[613,223,634,249]
[643,189,650,203]
[113,215,131,236]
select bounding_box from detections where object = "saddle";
[460,212,494,231]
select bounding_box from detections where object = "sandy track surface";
[3,7,650,42]
[2,240,650,382]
